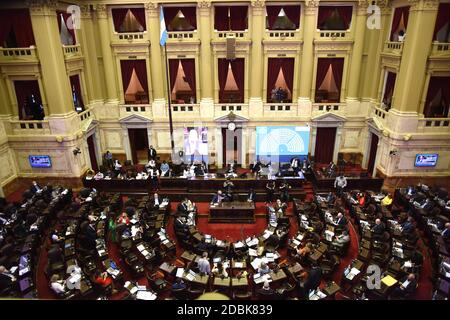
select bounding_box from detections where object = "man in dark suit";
[211,190,224,205]
[372,218,385,241]
[390,273,417,299]
[304,265,323,298]
[30,181,42,194]
[290,157,300,176]
[335,212,347,226]
[148,145,157,161]
[0,266,16,292]
[401,217,415,234]
[441,222,450,242]
[247,188,256,203]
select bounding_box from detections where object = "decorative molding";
[144,2,159,18]
[27,0,58,16]
[251,0,265,8]
[94,4,108,19]
[304,0,319,15]
[198,0,211,9]
[79,4,91,19]
[262,40,303,53]
[313,40,354,52]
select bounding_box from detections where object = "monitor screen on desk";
[29,155,52,168]
[414,154,438,167]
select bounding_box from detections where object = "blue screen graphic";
[256,126,310,162]
[29,155,52,168]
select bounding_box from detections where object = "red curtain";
[282,58,294,95]
[424,77,450,117]
[331,58,344,101]
[111,8,128,32]
[390,6,410,41]
[214,6,229,31]
[230,58,245,102]
[267,58,283,101]
[69,74,84,107]
[218,58,230,102]
[57,10,76,44]
[164,7,197,31]
[180,59,196,101]
[337,6,353,29]
[230,6,248,31]
[314,127,337,164]
[266,58,294,101]
[133,60,148,95]
[214,6,248,31]
[433,3,450,40]
[13,80,42,119]
[131,8,146,31]
[168,59,179,94]
[266,5,301,29]
[383,72,397,102]
[318,6,352,29]
[315,58,331,94]
[317,6,334,29]
[120,59,135,94]
[0,9,35,47]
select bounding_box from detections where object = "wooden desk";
[159,262,176,275]
[231,260,247,269]
[231,277,249,287]
[181,251,197,263]
[190,275,210,286]
[270,270,287,283]
[287,263,304,276]
[323,281,340,297]
[209,201,255,223]
[213,277,231,288]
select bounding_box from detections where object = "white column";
[122,127,132,161]
[362,129,372,169]
[241,126,247,167]
[310,126,317,156]
[372,139,382,177]
[332,126,342,163]
[215,126,223,168]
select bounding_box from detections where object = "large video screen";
[29,155,52,168]
[184,127,208,157]
[415,154,438,167]
[256,126,310,162]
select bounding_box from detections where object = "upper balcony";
[167,30,198,42]
[383,41,404,56]
[430,42,450,59]
[264,29,301,41]
[62,44,82,60]
[0,46,39,64]
[112,31,148,44]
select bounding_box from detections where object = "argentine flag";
[159,6,168,46]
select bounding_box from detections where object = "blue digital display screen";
[29,155,52,168]
[414,154,438,167]
[256,126,310,162]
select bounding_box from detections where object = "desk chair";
[188,287,204,299]
[171,287,189,300]
[232,290,252,300]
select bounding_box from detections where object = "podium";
[209,201,255,223]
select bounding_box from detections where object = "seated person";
[334,212,348,227]
[442,222,450,242]
[372,218,385,240]
[326,192,336,204]
[94,171,104,180]
[390,273,417,299]
[258,262,271,275]
[279,181,291,203]
[223,178,234,194]
[93,271,116,294]
[172,278,187,290]
[0,265,16,291]
[381,193,393,207]
[274,199,287,218]
[160,160,170,177]
[197,252,211,275]
[116,212,130,225]
[401,217,415,234]
[51,229,65,244]
[247,188,256,203]
[251,160,262,176]
[419,198,434,211]
[212,262,229,278]
[332,230,350,247]
[211,190,225,205]
[296,242,313,258]
[151,193,161,208]
[174,216,189,233]
[50,274,66,295]
[113,160,122,177]
[257,280,275,296]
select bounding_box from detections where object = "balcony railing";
[0,46,38,61]
[10,120,50,135]
[430,42,450,57]
[118,104,152,118]
[265,29,300,40]
[167,31,198,41]
[62,44,82,59]
[312,103,344,113]
[316,30,350,39]
[215,30,248,39]
[113,32,146,42]
[215,103,248,117]
[78,108,93,123]
[263,103,297,116]
[384,41,404,55]
[418,117,450,132]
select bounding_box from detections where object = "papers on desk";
[346,268,361,280]
[205,235,212,243]
[325,230,335,242]
[10,266,18,274]
[309,289,327,300]
[186,270,197,281]
[251,258,262,270]
[403,261,412,268]
[296,233,304,241]
[392,247,404,258]
[234,241,245,248]
[130,218,138,225]
[216,240,224,247]
[19,267,30,276]
[68,273,81,285]
[246,237,259,247]
[136,291,157,300]
[248,248,258,257]
[234,262,244,268]
[213,257,221,263]
[262,230,274,240]
[292,239,301,246]
[176,268,184,278]
[137,244,146,252]
[107,267,120,277]
[381,275,398,287]
[253,273,271,284]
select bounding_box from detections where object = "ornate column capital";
[94,4,108,19]
[356,0,369,15]
[144,2,159,18]
[251,0,265,15]
[27,0,58,16]
[79,4,91,19]
[198,0,211,9]
[304,0,319,16]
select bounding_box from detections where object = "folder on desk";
[381,275,398,287]
[176,268,184,278]
[249,248,257,257]
[234,262,244,268]
[251,258,262,270]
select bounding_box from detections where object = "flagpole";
[162,25,175,157]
